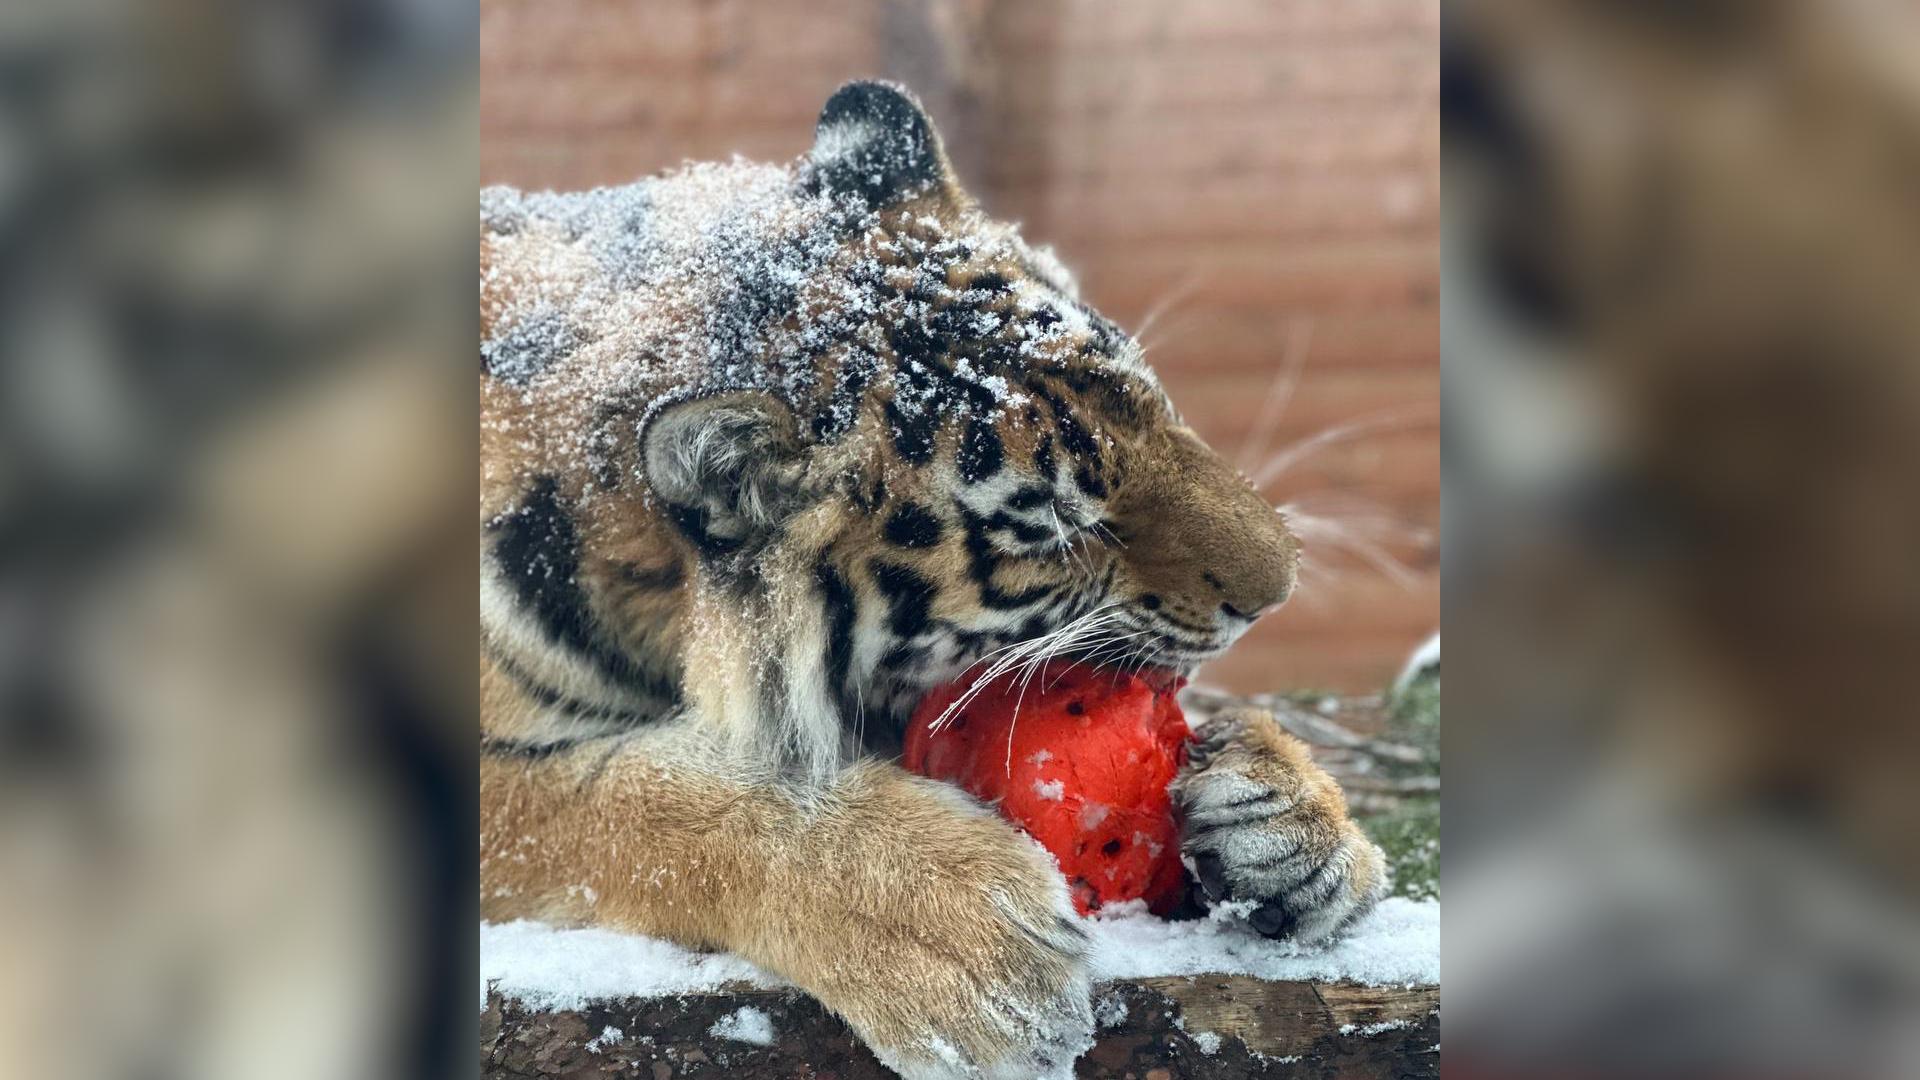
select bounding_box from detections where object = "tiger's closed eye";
[1006,484,1053,512]
[979,483,1099,556]
[1041,498,1111,551]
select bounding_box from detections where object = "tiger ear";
[806,80,959,209]
[640,391,807,557]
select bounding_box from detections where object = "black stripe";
[1013,613,1054,641]
[969,271,1011,295]
[871,559,938,641]
[483,641,664,726]
[489,476,596,654]
[1074,464,1109,499]
[959,507,1058,610]
[884,502,944,548]
[883,396,938,465]
[890,322,946,371]
[880,641,929,675]
[1033,433,1057,481]
[1151,608,1218,637]
[1006,483,1054,512]
[984,510,1054,546]
[816,558,858,699]
[957,418,1004,482]
[813,353,877,443]
[1035,386,1102,461]
[488,476,681,700]
[481,735,581,760]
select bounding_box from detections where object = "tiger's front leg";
[481,735,1094,1080]
[1172,707,1389,943]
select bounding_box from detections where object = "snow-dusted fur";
[479,81,1382,1077]
[1177,708,1389,944]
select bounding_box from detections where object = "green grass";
[1388,673,1441,755]
[1359,666,1439,900]
[1363,795,1439,901]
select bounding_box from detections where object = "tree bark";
[481,976,1439,1079]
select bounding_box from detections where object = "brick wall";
[482,0,1439,694]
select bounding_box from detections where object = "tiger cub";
[480,81,1385,1078]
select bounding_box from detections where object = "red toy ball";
[905,662,1191,915]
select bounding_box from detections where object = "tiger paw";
[1173,707,1388,944]
[799,774,1095,1079]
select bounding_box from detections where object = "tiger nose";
[1219,599,1265,622]
[1211,560,1295,623]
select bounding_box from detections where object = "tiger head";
[634,83,1299,744]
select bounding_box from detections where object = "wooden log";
[481,977,1439,1079]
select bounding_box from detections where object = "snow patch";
[479,897,1437,1011]
[1192,1029,1222,1055]
[1394,631,1440,694]
[1340,1018,1413,1037]
[1087,897,1440,986]
[1032,778,1066,801]
[479,920,782,1010]
[810,119,879,168]
[708,1005,777,1046]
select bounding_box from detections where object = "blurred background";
[480,0,1441,696]
[1445,0,1920,1074]
[19,0,1920,1078]
[0,1,474,1078]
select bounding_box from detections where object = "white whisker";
[1049,509,1092,580]
[1283,505,1423,590]
[928,603,1118,733]
[1237,319,1313,472]
[999,609,1124,772]
[1253,406,1435,490]
[1132,268,1208,348]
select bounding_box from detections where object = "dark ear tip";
[817,79,930,134]
[808,79,948,207]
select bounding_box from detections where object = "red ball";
[905,663,1191,915]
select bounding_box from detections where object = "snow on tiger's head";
[479,81,1298,711]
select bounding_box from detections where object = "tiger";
[479,81,1387,1079]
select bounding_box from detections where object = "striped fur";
[479,81,1373,1077]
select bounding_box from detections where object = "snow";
[1032,778,1066,801]
[1393,631,1440,695]
[1192,1029,1223,1055]
[479,920,783,1010]
[709,1006,777,1046]
[479,897,1438,1011]
[809,118,881,169]
[584,1025,622,1052]
[480,148,1156,513]
[1087,897,1439,986]
[1339,1018,1412,1037]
